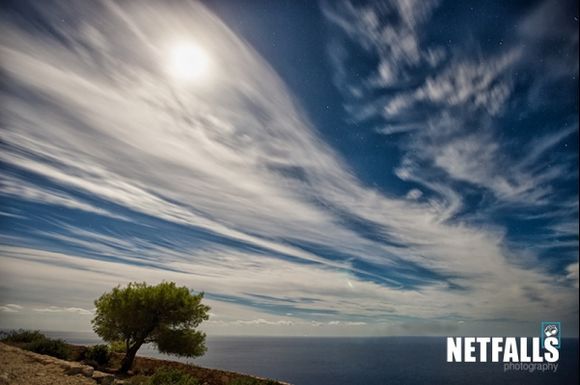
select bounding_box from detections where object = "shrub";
[84,344,111,366]
[126,375,150,385]
[148,367,199,385]
[26,338,71,359]
[0,329,46,344]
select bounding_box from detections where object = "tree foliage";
[92,281,210,373]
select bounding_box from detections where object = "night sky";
[0,0,578,336]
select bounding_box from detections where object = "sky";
[0,0,578,337]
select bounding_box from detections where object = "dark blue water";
[46,332,579,385]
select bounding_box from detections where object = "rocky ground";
[0,342,288,385]
[0,343,115,385]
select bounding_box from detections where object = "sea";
[44,332,579,385]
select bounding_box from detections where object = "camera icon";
[544,324,559,337]
[541,321,561,349]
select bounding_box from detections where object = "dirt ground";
[0,343,95,385]
[0,341,286,385]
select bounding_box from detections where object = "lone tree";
[92,281,210,373]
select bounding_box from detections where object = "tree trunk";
[119,343,142,373]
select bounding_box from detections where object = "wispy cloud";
[32,306,93,316]
[323,0,577,208]
[0,304,23,313]
[0,0,577,336]
[320,0,578,334]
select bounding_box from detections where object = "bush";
[0,329,46,344]
[1,329,70,360]
[26,338,71,359]
[148,367,199,385]
[84,344,111,366]
[126,375,150,385]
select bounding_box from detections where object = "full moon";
[167,42,210,82]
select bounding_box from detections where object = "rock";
[93,370,115,385]
[81,365,94,377]
[38,357,53,365]
[0,373,9,385]
[64,362,84,375]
